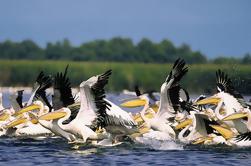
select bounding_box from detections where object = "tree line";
[0,38,250,64]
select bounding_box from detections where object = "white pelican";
[220,110,251,147]
[121,58,188,139]
[1,100,53,137]
[0,70,53,129]
[8,66,78,141]
[35,69,140,145]
[176,112,217,144]
[196,70,248,134]
[2,67,75,138]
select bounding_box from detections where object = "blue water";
[1,137,251,166]
[1,93,251,165]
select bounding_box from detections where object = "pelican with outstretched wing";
[121,58,188,139]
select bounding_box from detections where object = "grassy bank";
[0,60,250,94]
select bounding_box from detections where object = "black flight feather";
[203,119,220,135]
[91,69,112,129]
[166,58,188,84]
[16,90,24,108]
[169,85,181,112]
[52,65,75,110]
[235,132,251,142]
[216,69,247,108]
[134,85,142,96]
[34,71,53,111]
[166,58,188,113]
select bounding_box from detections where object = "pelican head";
[80,76,98,88]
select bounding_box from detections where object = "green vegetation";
[0,38,207,63]
[1,38,250,93]
[1,38,250,64]
[0,60,250,94]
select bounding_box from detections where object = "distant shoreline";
[0,60,250,94]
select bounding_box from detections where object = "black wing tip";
[53,65,75,108]
[134,85,142,96]
[235,132,251,142]
[173,58,188,72]
[166,58,188,83]
[102,69,112,76]
[92,70,113,129]
[215,69,232,92]
[64,65,69,77]
[172,58,185,68]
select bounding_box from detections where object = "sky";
[0,0,250,58]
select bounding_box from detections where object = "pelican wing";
[235,132,251,142]
[103,99,137,127]
[9,92,21,111]
[216,70,247,108]
[134,85,142,96]
[27,71,52,108]
[91,70,112,128]
[157,58,188,119]
[168,85,182,113]
[179,88,190,102]
[76,70,112,128]
[16,90,24,108]
[34,71,53,111]
[52,65,75,110]
[165,58,188,84]
[179,88,201,113]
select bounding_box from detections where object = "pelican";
[9,66,78,141]
[121,85,160,125]
[175,111,222,144]
[0,90,25,127]
[122,58,188,139]
[2,100,53,137]
[196,70,248,134]
[30,69,139,145]
[75,69,138,143]
[2,68,73,138]
[0,70,53,128]
[219,110,251,147]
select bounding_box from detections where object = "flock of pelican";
[0,58,251,148]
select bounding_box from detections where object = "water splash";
[135,131,183,150]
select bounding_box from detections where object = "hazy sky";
[0,0,250,58]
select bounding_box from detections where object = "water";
[1,93,251,165]
[1,137,251,166]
